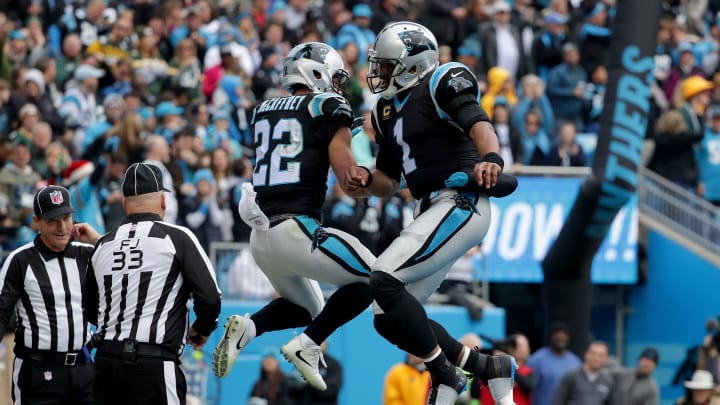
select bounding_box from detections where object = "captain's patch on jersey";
[448,76,472,92]
[383,105,391,119]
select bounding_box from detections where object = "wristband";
[481,152,504,170]
[357,166,373,188]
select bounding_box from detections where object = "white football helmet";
[282,42,350,96]
[367,22,439,99]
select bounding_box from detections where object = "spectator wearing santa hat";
[62,159,106,233]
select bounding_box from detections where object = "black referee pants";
[12,357,93,405]
[94,355,187,405]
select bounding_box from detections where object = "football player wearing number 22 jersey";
[212,42,377,393]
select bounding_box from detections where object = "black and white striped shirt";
[85,213,221,351]
[0,236,93,352]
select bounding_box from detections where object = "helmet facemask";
[331,68,351,98]
[366,22,439,100]
[367,49,405,97]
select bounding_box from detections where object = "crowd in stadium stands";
[1,0,720,252]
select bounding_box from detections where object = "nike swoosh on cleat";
[451,71,462,77]
[235,329,246,350]
[295,350,313,367]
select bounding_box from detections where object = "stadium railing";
[637,167,720,265]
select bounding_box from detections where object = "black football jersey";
[251,92,353,219]
[371,62,488,198]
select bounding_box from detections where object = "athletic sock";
[304,282,371,344]
[251,297,312,336]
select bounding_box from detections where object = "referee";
[0,185,100,405]
[84,162,222,405]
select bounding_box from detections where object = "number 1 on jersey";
[394,117,417,174]
[253,118,304,186]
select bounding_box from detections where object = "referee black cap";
[122,163,170,197]
[34,185,75,219]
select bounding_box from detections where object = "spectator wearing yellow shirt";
[86,17,133,66]
[383,353,431,405]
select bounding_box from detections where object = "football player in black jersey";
[346,22,518,405]
[212,42,376,392]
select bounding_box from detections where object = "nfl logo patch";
[44,371,52,381]
[49,190,64,205]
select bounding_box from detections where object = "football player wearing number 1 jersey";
[212,42,375,392]
[344,22,519,405]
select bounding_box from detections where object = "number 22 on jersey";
[253,118,304,186]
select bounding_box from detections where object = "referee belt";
[16,347,87,366]
[97,340,179,361]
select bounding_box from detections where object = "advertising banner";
[481,176,637,284]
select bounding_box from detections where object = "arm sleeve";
[0,255,24,336]
[431,63,490,134]
[375,141,404,183]
[178,229,222,336]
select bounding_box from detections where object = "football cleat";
[212,314,255,378]
[280,336,327,391]
[427,362,468,405]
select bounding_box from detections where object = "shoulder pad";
[307,92,353,125]
[429,62,481,120]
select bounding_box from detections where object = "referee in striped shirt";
[84,162,222,405]
[0,185,101,405]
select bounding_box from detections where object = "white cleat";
[212,314,254,378]
[280,336,327,391]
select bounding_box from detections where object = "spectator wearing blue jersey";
[513,74,555,139]
[81,93,124,155]
[181,168,224,252]
[577,2,612,74]
[213,74,253,149]
[154,101,186,145]
[59,64,103,155]
[700,15,720,77]
[62,159,105,234]
[582,65,607,133]
[546,43,587,130]
[697,105,720,206]
[169,6,209,58]
[531,12,568,82]
[335,4,376,66]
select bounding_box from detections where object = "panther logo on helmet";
[290,43,329,63]
[397,30,437,56]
